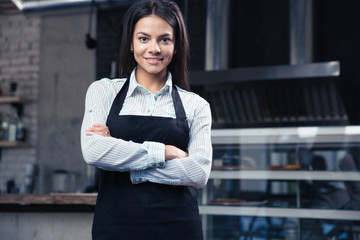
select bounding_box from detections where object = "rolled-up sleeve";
[130,98,212,188]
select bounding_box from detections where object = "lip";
[145,57,163,64]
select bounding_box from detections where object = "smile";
[145,57,163,64]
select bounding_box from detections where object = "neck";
[135,69,167,94]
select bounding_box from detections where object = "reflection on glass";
[309,153,360,210]
[203,216,360,240]
[206,130,360,240]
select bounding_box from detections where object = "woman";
[80,0,212,239]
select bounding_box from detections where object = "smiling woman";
[131,15,175,92]
[118,0,191,92]
[80,0,212,239]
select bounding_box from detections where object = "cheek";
[133,47,146,58]
[132,40,144,52]
[168,54,174,62]
[165,46,175,58]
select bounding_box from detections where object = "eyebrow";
[136,32,173,38]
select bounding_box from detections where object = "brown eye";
[161,38,170,43]
[139,37,148,42]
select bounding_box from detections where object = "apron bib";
[92,78,203,240]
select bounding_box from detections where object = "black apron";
[92,78,203,240]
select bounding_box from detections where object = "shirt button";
[147,109,150,113]
[154,96,158,100]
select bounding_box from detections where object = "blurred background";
[1,0,359,194]
[0,0,360,239]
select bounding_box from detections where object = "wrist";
[148,142,165,167]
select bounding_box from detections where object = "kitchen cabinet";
[199,127,360,240]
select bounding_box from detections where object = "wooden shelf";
[0,96,30,117]
[0,141,28,148]
[0,96,30,104]
[0,193,97,205]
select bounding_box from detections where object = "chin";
[145,67,167,75]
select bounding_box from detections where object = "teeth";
[147,58,161,62]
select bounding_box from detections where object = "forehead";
[134,14,174,35]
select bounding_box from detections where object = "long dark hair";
[119,0,190,91]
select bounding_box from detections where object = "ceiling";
[0,0,133,13]
[0,0,20,14]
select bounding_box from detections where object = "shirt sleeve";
[80,80,166,171]
[130,99,213,188]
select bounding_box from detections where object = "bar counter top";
[0,193,97,212]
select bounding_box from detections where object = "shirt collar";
[126,68,173,98]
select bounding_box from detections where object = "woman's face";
[131,14,175,79]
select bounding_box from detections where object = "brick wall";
[0,13,40,193]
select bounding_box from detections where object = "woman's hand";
[85,123,111,137]
[165,145,189,160]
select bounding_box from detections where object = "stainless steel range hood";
[189,61,352,128]
[193,0,356,128]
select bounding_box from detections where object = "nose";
[149,40,161,54]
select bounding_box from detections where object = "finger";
[85,131,96,136]
[85,131,108,137]
[85,124,110,137]
[91,126,105,131]
[85,127,96,134]
[85,128,103,134]
[88,124,104,131]
[93,123,105,128]
[85,127,105,134]
[103,128,110,136]
[93,128,110,136]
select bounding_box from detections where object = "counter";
[0,193,97,212]
[0,194,97,240]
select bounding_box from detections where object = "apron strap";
[171,84,187,120]
[107,76,187,121]
[107,77,130,121]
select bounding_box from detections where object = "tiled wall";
[0,13,40,193]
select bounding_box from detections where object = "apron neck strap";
[171,84,186,119]
[108,77,186,119]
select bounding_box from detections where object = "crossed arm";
[80,81,212,188]
[85,123,189,160]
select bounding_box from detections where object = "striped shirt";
[80,70,212,188]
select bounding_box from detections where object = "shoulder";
[87,77,126,91]
[86,77,126,95]
[176,86,209,109]
[176,86,211,122]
